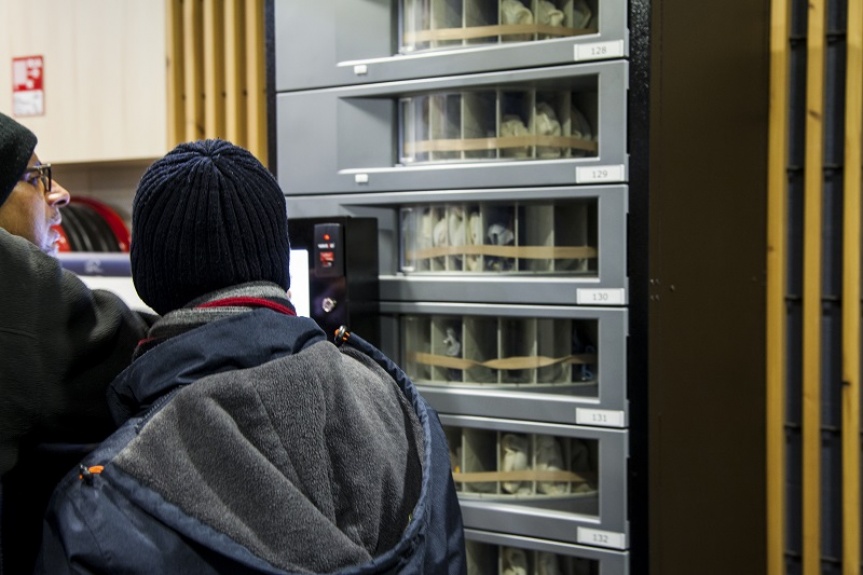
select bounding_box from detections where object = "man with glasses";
[0,111,152,573]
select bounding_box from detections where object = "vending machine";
[274,2,630,573]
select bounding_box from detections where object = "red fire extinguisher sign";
[12,55,45,117]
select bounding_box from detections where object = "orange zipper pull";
[78,464,104,484]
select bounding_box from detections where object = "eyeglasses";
[21,163,52,193]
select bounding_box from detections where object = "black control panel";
[288,217,379,346]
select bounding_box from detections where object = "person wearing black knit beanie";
[36,139,467,575]
[0,110,152,575]
[130,139,291,315]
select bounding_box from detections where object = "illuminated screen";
[289,248,310,318]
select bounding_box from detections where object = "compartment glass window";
[400,0,599,53]
[399,200,598,276]
[399,84,597,164]
[466,540,600,575]
[402,314,599,395]
[446,426,600,517]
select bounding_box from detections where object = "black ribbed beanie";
[131,139,291,315]
[0,111,37,208]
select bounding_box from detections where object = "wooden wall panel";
[769,0,861,572]
[801,1,825,572]
[169,0,267,164]
[167,0,186,147]
[841,0,862,571]
[204,0,226,138]
[182,0,205,142]
[766,0,790,571]
[223,0,248,146]
[244,0,267,163]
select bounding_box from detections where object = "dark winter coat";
[0,228,151,574]
[36,291,466,575]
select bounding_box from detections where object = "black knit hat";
[131,139,291,315]
[0,111,37,208]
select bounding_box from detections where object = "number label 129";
[575,164,626,184]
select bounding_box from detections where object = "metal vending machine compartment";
[276,61,628,195]
[274,0,627,90]
[440,414,628,549]
[284,186,628,306]
[287,217,380,346]
[463,528,629,575]
[383,302,628,420]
